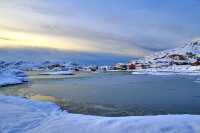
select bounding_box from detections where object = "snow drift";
[0,69,27,86]
[0,95,200,133]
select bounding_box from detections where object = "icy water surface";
[1,71,200,116]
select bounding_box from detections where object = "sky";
[0,0,200,62]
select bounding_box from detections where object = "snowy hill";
[137,40,200,68]
[0,60,82,72]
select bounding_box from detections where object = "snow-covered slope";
[1,95,200,133]
[0,69,27,86]
[136,40,200,68]
[0,61,82,72]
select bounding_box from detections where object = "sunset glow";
[0,0,200,58]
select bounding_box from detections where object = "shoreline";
[1,94,200,133]
[1,71,200,117]
[1,70,200,132]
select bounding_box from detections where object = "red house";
[128,63,136,70]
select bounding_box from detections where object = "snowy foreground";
[1,69,200,133]
[1,95,200,133]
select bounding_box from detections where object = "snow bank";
[132,71,200,76]
[0,70,27,86]
[1,96,200,133]
[39,70,74,75]
[132,66,200,76]
[0,75,22,86]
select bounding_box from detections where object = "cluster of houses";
[165,53,200,66]
[101,53,200,71]
[99,61,148,71]
[1,52,200,73]
[113,62,138,70]
[37,61,82,71]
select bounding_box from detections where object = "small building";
[171,60,189,65]
[114,63,127,70]
[99,66,112,71]
[192,58,200,66]
[84,65,98,72]
[141,64,151,69]
[128,62,136,70]
[48,64,65,70]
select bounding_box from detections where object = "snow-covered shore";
[0,95,200,133]
[0,69,27,86]
[1,64,200,133]
[39,70,75,75]
[132,65,200,76]
[127,40,200,75]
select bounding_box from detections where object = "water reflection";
[1,72,200,116]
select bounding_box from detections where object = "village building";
[192,58,200,66]
[114,63,127,70]
[128,62,136,70]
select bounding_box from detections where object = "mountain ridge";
[135,40,200,68]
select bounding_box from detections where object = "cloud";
[0,37,14,41]
[0,47,134,65]
[0,0,199,58]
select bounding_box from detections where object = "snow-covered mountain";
[0,60,82,71]
[136,40,200,68]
